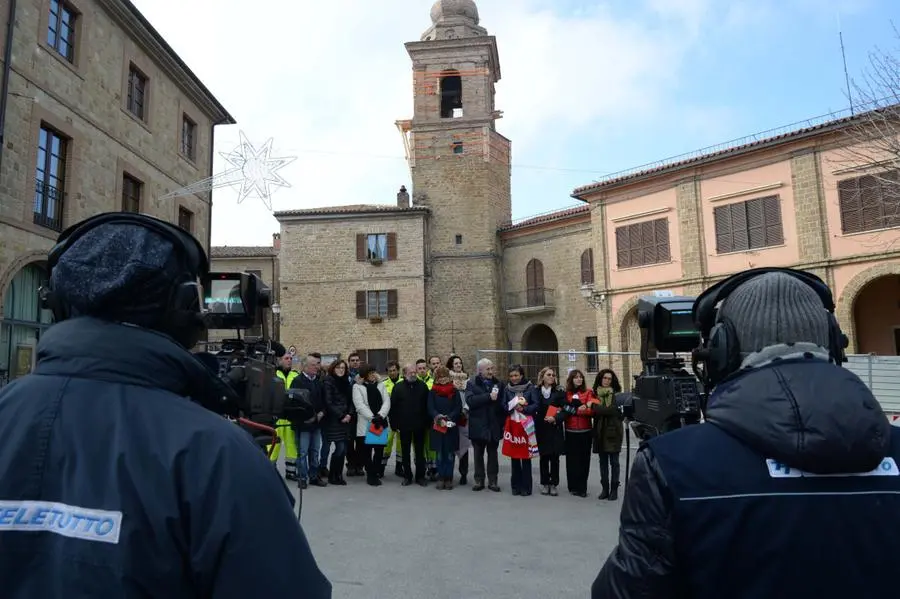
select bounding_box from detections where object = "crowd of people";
[270,351,626,500]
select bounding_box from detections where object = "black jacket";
[389,378,430,432]
[0,317,331,598]
[592,348,899,598]
[465,376,506,443]
[290,373,326,431]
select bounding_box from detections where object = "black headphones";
[40,212,210,349]
[691,267,849,387]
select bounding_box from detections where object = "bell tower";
[397,0,511,362]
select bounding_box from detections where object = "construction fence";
[474,350,900,415]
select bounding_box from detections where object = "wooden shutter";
[838,177,862,234]
[746,198,765,249]
[580,249,594,285]
[355,291,366,319]
[356,234,366,261]
[884,170,900,228]
[860,175,882,232]
[387,348,399,363]
[654,219,670,262]
[713,205,733,254]
[386,233,398,260]
[387,289,398,318]
[641,221,657,265]
[615,226,630,268]
[762,195,784,245]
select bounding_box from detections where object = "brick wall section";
[791,150,830,264]
[276,213,427,363]
[675,177,706,293]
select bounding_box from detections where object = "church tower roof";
[422,0,487,40]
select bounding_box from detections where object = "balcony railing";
[33,178,65,232]
[505,288,555,313]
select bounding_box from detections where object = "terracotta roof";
[499,204,590,232]
[211,246,276,258]
[571,106,880,198]
[274,204,430,218]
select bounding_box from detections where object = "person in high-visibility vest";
[269,351,300,480]
[381,361,404,477]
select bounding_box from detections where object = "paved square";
[289,454,629,599]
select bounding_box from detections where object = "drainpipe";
[206,123,215,254]
[0,0,18,176]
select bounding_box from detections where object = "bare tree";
[833,27,900,249]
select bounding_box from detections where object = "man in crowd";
[428,355,442,375]
[388,364,432,486]
[345,352,364,476]
[291,353,327,489]
[592,269,900,598]
[269,350,300,480]
[415,358,437,479]
[381,361,405,478]
[465,358,505,492]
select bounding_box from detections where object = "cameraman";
[592,269,900,598]
[0,213,331,598]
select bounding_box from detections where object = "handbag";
[502,412,539,459]
[364,421,389,445]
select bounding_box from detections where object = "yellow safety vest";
[383,376,401,396]
[276,369,300,390]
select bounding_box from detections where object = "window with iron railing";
[34,125,67,232]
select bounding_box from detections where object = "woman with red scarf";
[427,366,463,490]
[563,369,597,497]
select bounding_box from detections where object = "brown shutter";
[763,196,784,245]
[884,170,900,228]
[838,177,861,234]
[580,249,594,285]
[356,290,366,319]
[628,223,642,267]
[356,234,366,261]
[713,205,732,254]
[746,198,764,249]
[615,226,629,268]
[641,220,657,265]
[386,233,398,260]
[387,289,398,318]
[387,348,399,363]
[860,175,882,232]
[655,219,670,262]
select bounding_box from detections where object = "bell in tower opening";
[440,70,463,118]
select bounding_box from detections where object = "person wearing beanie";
[0,213,331,598]
[592,269,900,599]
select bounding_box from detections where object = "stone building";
[224,0,900,384]
[0,0,234,384]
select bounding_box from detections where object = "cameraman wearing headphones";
[0,213,331,598]
[592,268,899,598]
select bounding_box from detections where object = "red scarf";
[433,382,456,398]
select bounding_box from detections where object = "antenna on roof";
[837,11,854,115]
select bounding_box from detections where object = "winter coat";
[289,373,326,432]
[503,381,537,416]
[388,378,431,432]
[591,346,900,599]
[352,381,390,438]
[465,375,506,443]
[0,317,331,598]
[591,386,624,454]
[323,374,355,442]
[532,384,566,456]
[428,383,463,453]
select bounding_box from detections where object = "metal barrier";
[474,350,900,414]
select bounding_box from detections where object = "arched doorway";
[853,274,900,354]
[522,323,558,383]
[620,308,642,390]
[1,262,52,386]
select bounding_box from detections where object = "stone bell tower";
[397,0,511,364]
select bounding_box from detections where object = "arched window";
[580,248,595,285]
[439,70,463,118]
[1,263,52,385]
[525,258,545,307]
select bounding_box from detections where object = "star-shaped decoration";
[217,132,297,210]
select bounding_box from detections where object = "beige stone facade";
[0,0,233,384]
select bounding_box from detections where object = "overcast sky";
[130,0,898,247]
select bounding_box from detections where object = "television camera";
[621,295,705,442]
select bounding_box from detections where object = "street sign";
[651,290,674,297]
[567,350,577,362]
[288,345,296,356]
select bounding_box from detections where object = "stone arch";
[611,295,642,389]
[837,261,900,354]
[521,323,559,382]
[0,251,50,303]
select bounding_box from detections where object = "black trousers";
[399,429,427,482]
[347,435,365,471]
[564,431,592,494]
[598,452,621,486]
[471,439,499,483]
[362,442,384,481]
[510,459,533,493]
[540,454,560,486]
[458,452,469,477]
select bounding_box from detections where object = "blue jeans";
[331,440,347,458]
[297,429,322,481]
[320,440,331,470]
[437,449,456,479]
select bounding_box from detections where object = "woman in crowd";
[563,369,597,497]
[592,368,623,501]
[503,365,537,496]
[428,366,463,490]
[447,355,470,485]
[533,367,565,496]
[322,359,354,486]
[352,364,391,487]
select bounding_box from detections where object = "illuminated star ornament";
[159,131,297,211]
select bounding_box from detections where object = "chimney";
[397,185,410,208]
[272,232,281,251]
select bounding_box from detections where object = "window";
[455,234,463,245]
[126,64,147,120]
[525,258,545,306]
[47,0,76,63]
[713,195,784,254]
[585,336,599,372]
[452,141,464,154]
[580,248,595,285]
[439,70,463,118]
[181,114,196,161]
[355,290,398,319]
[122,174,142,213]
[34,125,67,232]
[356,233,397,262]
[178,206,194,233]
[355,349,399,374]
[614,218,670,269]
[838,170,900,234]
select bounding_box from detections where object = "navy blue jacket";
[0,317,332,598]
[592,353,899,598]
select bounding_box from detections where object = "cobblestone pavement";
[286,451,633,599]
